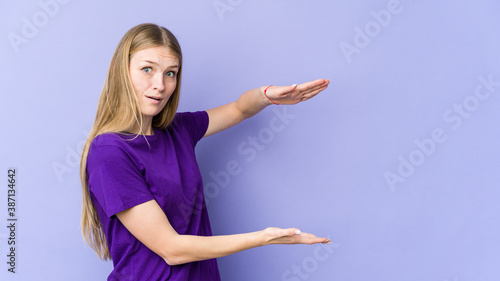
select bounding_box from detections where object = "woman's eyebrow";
[143,60,179,69]
[143,60,160,66]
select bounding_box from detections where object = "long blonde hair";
[80,23,183,260]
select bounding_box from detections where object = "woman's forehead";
[131,46,179,64]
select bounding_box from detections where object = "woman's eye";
[165,71,176,77]
[142,67,152,73]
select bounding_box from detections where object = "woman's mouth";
[146,95,162,104]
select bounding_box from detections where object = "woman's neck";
[130,118,154,135]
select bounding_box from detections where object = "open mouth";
[147,96,162,101]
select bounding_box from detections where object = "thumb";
[266,84,297,99]
[283,228,302,236]
[284,84,298,95]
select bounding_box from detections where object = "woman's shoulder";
[90,132,131,148]
[169,111,209,143]
[171,111,208,126]
[87,132,141,167]
[88,132,152,160]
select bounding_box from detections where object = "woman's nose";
[152,74,165,92]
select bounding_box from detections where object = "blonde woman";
[80,23,330,281]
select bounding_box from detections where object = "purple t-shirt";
[86,111,221,281]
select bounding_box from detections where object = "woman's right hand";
[261,227,331,245]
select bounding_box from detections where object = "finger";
[270,227,301,238]
[296,232,318,238]
[296,79,329,92]
[298,235,330,245]
[285,228,302,236]
[299,85,329,101]
[294,232,327,240]
[298,79,328,90]
[297,86,329,102]
[268,85,298,99]
[276,80,328,99]
[281,84,299,96]
[299,81,330,96]
[302,86,328,99]
[322,238,332,244]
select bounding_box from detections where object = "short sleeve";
[87,143,154,218]
[172,111,209,145]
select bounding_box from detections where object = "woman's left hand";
[261,227,331,245]
[263,78,330,105]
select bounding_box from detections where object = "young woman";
[80,23,330,281]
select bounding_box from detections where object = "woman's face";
[129,46,179,122]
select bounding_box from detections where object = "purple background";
[1,0,500,280]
